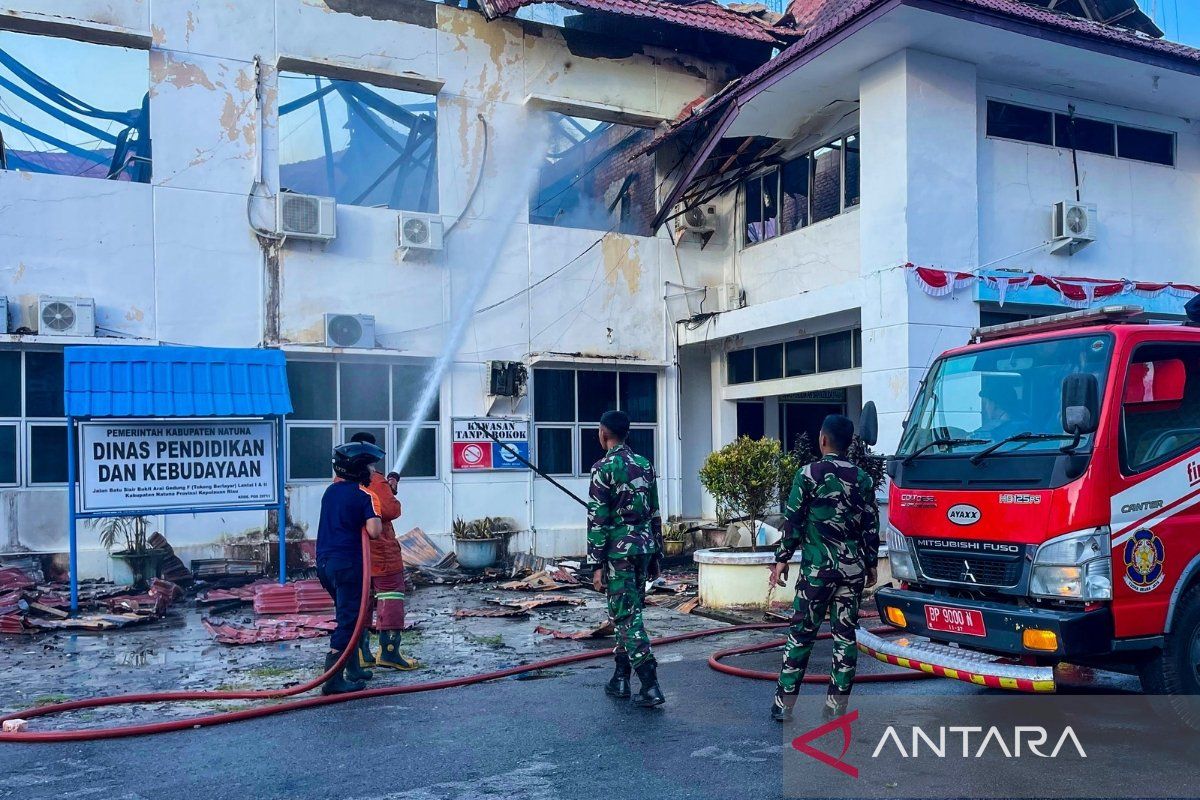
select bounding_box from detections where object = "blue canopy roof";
[64,346,293,418]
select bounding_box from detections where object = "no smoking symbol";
[461,443,485,465]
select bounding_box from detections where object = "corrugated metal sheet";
[64,346,293,418]
[484,0,792,43]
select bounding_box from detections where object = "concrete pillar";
[858,50,982,452]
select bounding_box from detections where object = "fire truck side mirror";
[860,401,879,446]
[1061,373,1100,435]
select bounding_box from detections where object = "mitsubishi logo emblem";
[959,560,977,583]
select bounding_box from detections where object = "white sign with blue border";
[451,417,530,471]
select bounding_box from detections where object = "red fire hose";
[0,535,924,743]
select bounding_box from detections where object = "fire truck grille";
[916,553,1022,587]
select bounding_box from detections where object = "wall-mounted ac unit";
[673,203,717,237]
[715,283,745,313]
[0,297,7,334]
[489,361,527,398]
[1051,201,1097,256]
[33,296,95,337]
[399,212,444,251]
[324,313,375,349]
[277,192,337,241]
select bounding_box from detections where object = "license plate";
[924,604,986,637]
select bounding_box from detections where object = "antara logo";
[791,712,1087,777]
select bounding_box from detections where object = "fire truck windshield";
[898,334,1113,459]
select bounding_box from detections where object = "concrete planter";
[454,537,502,569]
[694,547,803,609]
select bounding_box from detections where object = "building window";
[1120,343,1200,474]
[532,368,657,476]
[986,100,1175,167]
[277,72,438,212]
[531,112,655,236]
[728,328,861,385]
[0,31,150,182]
[742,132,859,247]
[285,358,441,481]
[0,349,67,487]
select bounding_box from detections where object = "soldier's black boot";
[321,649,366,696]
[822,696,849,722]
[605,652,632,698]
[347,632,373,682]
[632,659,665,707]
[771,693,796,722]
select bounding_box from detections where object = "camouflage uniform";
[775,454,879,705]
[587,444,663,669]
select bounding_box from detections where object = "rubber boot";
[632,659,665,707]
[321,650,366,696]
[822,696,849,722]
[346,633,373,682]
[605,652,632,699]
[375,629,420,671]
[771,693,796,722]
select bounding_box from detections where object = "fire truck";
[861,302,1200,721]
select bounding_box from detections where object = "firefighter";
[768,414,879,722]
[316,441,384,695]
[588,410,665,707]
[348,432,419,672]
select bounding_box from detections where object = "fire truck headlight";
[885,524,918,581]
[1030,528,1112,601]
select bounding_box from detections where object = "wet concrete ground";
[0,577,1144,799]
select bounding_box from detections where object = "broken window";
[277,72,438,212]
[530,112,656,236]
[743,169,779,244]
[0,31,150,182]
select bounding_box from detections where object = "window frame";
[532,367,659,478]
[1118,342,1200,477]
[726,327,862,386]
[741,131,860,249]
[284,356,442,483]
[985,99,1176,168]
[0,348,66,488]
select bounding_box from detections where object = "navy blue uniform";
[316,480,379,651]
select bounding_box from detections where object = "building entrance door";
[779,401,844,451]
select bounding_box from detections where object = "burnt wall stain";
[263,243,281,346]
[322,0,436,28]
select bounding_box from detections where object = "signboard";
[780,388,848,404]
[79,420,278,513]
[452,417,529,471]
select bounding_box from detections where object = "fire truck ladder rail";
[856,629,1057,693]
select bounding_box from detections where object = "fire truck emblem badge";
[959,560,978,583]
[1123,529,1165,593]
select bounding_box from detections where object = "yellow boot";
[375,630,420,670]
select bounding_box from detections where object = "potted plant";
[89,515,166,588]
[699,436,792,553]
[662,518,687,557]
[452,516,510,569]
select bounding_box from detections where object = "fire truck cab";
[869,303,1200,708]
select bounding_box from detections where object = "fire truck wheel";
[1140,585,1200,730]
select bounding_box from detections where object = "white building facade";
[2,0,1198,575]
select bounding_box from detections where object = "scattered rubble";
[497,569,580,592]
[252,580,334,615]
[454,607,529,619]
[534,620,615,640]
[202,614,336,645]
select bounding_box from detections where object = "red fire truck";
[864,303,1200,718]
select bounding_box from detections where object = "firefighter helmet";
[332,441,385,483]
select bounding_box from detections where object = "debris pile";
[149,532,193,587]
[0,564,184,633]
[202,614,336,645]
[252,580,335,615]
[400,527,507,585]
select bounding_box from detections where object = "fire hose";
[0,530,926,743]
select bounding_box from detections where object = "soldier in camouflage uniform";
[588,410,666,707]
[768,414,879,723]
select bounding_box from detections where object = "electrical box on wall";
[489,361,527,398]
[1051,201,1097,256]
[715,283,746,313]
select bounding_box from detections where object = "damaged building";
[1,0,1198,576]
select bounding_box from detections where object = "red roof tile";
[483,0,793,44]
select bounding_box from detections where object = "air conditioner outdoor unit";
[673,203,718,236]
[398,212,445,251]
[324,313,376,349]
[715,283,745,313]
[34,296,95,337]
[0,297,7,334]
[1050,201,1097,255]
[489,361,527,398]
[277,192,337,241]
